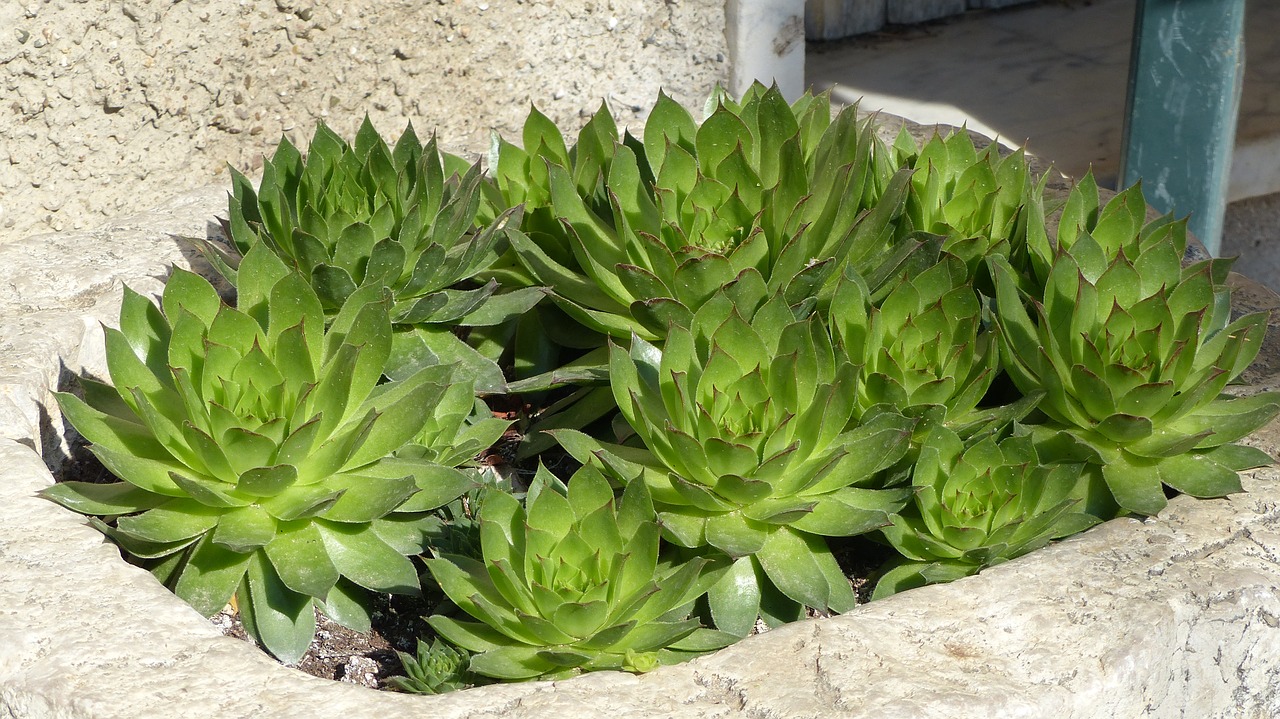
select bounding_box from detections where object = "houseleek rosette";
[500,84,910,340]
[387,638,474,694]
[894,128,1035,274]
[207,118,542,391]
[43,245,483,663]
[1022,171,1161,286]
[553,275,916,634]
[829,256,998,431]
[872,424,1100,599]
[991,181,1280,516]
[424,465,730,680]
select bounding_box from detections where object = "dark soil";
[211,592,436,689]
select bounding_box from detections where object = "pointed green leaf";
[264,520,341,599]
[211,504,278,553]
[316,519,419,594]
[240,550,316,664]
[173,534,251,616]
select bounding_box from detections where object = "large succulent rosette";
[991,178,1280,516]
[204,118,543,392]
[554,272,915,633]
[497,84,910,341]
[873,424,1100,598]
[425,465,729,680]
[44,245,484,662]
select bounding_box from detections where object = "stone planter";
[4,121,1280,718]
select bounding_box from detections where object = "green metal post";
[1119,0,1246,256]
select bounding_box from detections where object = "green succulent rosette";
[387,638,475,694]
[991,179,1280,516]
[497,84,911,341]
[872,424,1101,599]
[829,255,998,431]
[425,465,731,681]
[488,101,629,261]
[893,128,1036,275]
[205,118,544,392]
[1022,171,1163,286]
[43,246,485,663]
[553,272,916,634]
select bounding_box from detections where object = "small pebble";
[340,656,380,689]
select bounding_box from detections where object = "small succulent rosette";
[991,178,1280,516]
[829,255,998,434]
[387,638,474,694]
[553,274,916,635]
[424,465,731,681]
[43,245,485,663]
[872,424,1100,599]
[894,127,1036,276]
[203,118,543,392]
[497,83,907,341]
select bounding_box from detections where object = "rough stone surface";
[0,0,728,244]
[4,124,1280,718]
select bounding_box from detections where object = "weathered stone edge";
[1,153,1279,719]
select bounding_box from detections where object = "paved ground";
[807,0,1280,292]
[1223,193,1280,291]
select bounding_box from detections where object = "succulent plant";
[42,246,483,663]
[829,255,998,432]
[497,84,911,341]
[398,381,511,470]
[387,638,475,694]
[1021,171,1154,286]
[872,424,1100,599]
[424,465,731,680]
[893,128,1035,275]
[991,178,1280,516]
[488,101,626,251]
[203,118,544,391]
[553,273,916,634]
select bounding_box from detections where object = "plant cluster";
[46,85,1279,689]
